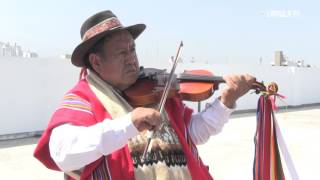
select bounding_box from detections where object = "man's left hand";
[220,74,256,108]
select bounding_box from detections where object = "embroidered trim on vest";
[59,93,93,115]
[131,148,187,168]
[91,157,112,180]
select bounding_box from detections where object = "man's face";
[94,30,140,90]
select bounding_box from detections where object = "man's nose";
[125,51,137,64]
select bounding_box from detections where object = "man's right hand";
[131,107,162,132]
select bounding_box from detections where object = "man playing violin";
[34,10,255,180]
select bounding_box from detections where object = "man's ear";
[88,53,101,73]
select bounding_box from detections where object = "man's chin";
[128,70,139,80]
[122,74,139,90]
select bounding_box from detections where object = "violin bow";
[142,41,184,160]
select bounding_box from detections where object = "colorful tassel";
[253,95,285,180]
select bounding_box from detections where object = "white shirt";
[49,98,234,172]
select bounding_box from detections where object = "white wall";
[0,57,79,135]
[0,59,319,135]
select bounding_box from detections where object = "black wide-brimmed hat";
[71,10,146,67]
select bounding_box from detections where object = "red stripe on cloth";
[253,95,285,180]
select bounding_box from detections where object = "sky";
[0,0,319,66]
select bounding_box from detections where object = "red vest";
[34,79,213,180]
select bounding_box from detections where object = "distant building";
[0,41,38,58]
[0,42,5,56]
[273,51,310,68]
[13,43,23,57]
[274,51,285,66]
[23,51,38,58]
[60,54,71,60]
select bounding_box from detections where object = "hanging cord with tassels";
[253,82,299,180]
[79,67,88,80]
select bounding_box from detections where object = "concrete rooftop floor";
[1,105,319,180]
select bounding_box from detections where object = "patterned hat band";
[82,17,123,41]
[71,10,145,67]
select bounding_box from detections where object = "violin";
[125,41,279,161]
[123,67,269,107]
